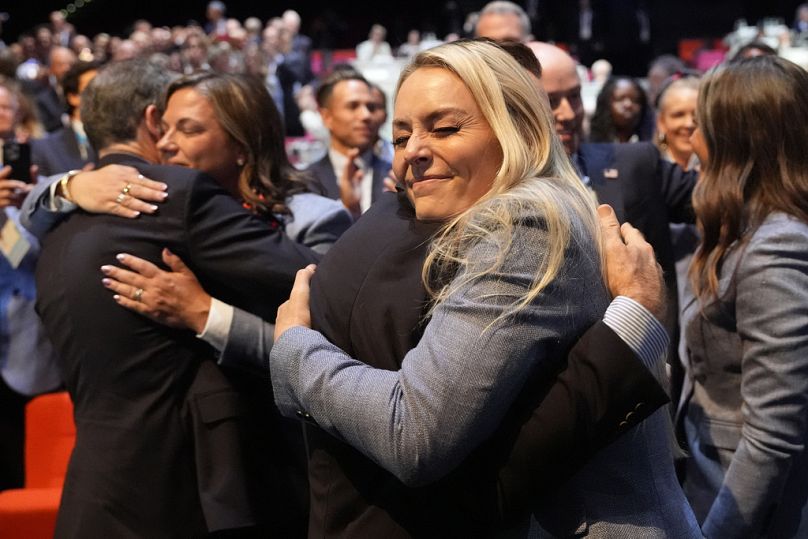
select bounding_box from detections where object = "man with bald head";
[530,41,697,410]
[475,0,532,42]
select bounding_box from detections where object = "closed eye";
[434,126,459,136]
[392,135,410,147]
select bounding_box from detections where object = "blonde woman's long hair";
[396,39,603,319]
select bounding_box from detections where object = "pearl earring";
[237,157,245,166]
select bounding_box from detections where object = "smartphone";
[2,141,32,183]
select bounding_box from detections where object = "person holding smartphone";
[0,78,62,492]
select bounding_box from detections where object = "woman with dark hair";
[41,71,350,254]
[682,55,808,538]
[589,76,652,143]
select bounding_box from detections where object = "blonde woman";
[271,40,699,537]
[654,74,701,171]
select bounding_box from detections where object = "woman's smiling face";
[392,67,502,221]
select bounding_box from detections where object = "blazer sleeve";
[284,193,353,255]
[19,173,75,240]
[270,219,606,487]
[657,155,697,224]
[702,219,808,538]
[491,320,670,520]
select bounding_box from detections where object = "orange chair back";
[24,392,75,489]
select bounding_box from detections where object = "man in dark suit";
[530,41,697,409]
[307,70,391,218]
[33,46,76,133]
[33,59,317,537]
[31,61,98,176]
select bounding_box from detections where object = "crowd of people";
[1,1,807,538]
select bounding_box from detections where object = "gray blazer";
[681,212,808,538]
[270,188,700,537]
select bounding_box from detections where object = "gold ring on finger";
[122,183,132,195]
[115,193,126,204]
[133,288,144,302]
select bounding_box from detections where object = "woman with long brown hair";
[682,55,808,538]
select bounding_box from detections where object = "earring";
[657,132,667,150]
[237,157,245,166]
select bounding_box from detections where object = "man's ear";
[144,104,162,140]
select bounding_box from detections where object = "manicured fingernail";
[101,265,112,274]
[113,294,121,301]
[160,192,168,199]
[102,278,111,286]
[132,211,141,217]
[116,254,126,261]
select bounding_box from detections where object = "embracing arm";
[702,218,808,538]
[270,221,604,487]
[20,166,167,239]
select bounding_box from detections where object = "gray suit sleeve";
[270,221,606,486]
[283,193,353,255]
[19,173,77,239]
[702,218,808,538]
[217,307,275,373]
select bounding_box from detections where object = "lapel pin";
[603,168,619,179]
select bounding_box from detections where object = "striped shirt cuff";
[602,296,669,372]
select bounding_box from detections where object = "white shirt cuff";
[197,297,234,352]
[602,296,669,373]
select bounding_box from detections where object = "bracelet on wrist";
[58,169,82,203]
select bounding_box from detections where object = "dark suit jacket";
[35,153,318,537]
[30,126,97,177]
[34,86,66,133]
[305,191,670,537]
[305,152,389,206]
[578,142,697,407]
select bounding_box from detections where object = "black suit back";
[36,154,317,536]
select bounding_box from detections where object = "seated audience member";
[474,0,531,42]
[23,59,324,536]
[355,24,393,63]
[307,69,392,218]
[31,60,98,176]
[681,55,808,539]
[590,75,653,143]
[397,29,422,59]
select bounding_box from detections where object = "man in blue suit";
[529,41,698,412]
[306,70,391,219]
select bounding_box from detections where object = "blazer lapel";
[579,144,626,223]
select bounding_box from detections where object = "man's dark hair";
[731,40,778,61]
[81,58,173,151]
[315,67,369,108]
[62,60,100,114]
[496,39,542,79]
